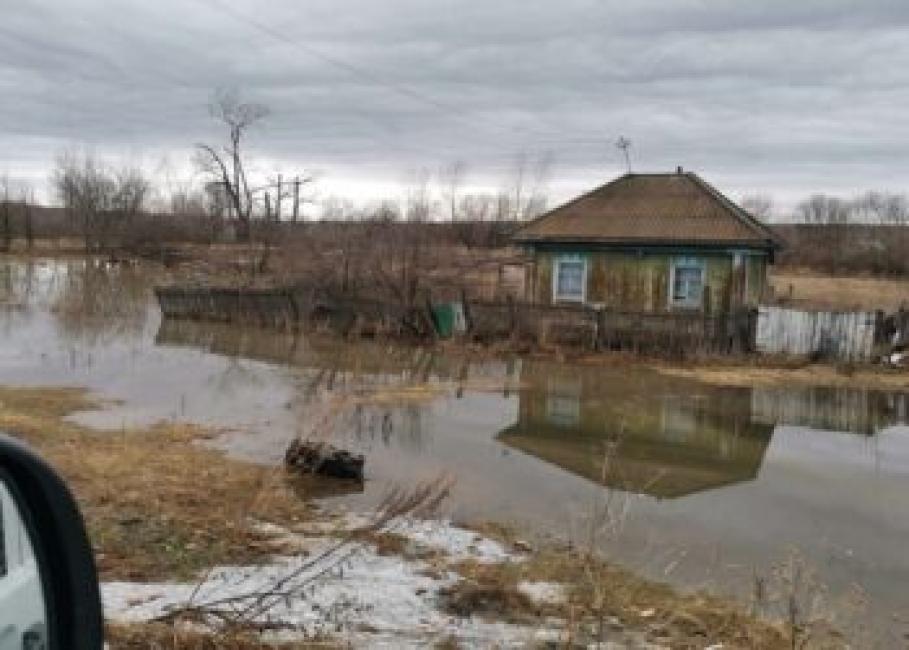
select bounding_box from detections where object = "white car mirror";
[0,477,47,650]
[0,436,102,649]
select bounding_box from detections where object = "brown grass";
[353,530,410,557]
[656,364,909,391]
[771,269,909,312]
[0,386,316,581]
[447,551,797,649]
[106,623,336,649]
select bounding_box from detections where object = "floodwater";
[2,258,909,639]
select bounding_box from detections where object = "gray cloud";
[2,0,909,209]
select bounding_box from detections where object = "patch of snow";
[393,518,514,563]
[517,581,567,606]
[102,519,548,648]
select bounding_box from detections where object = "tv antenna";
[616,136,632,172]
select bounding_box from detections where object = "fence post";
[424,292,439,339]
[596,308,606,351]
[507,295,517,339]
[460,288,473,335]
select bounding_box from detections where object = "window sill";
[669,303,703,312]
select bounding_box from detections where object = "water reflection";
[497,362,909,500]
[751,386,909,435]
[0,258,154,345]
[499,364,774,499]
[52,259,152,343]
[155,317,515,399]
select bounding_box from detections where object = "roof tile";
[514,172,779,248]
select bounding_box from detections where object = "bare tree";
[507,152,553,221]
[194,89,270,241]
[398,170,435,302]
[455,192,496,248]
[796,195,850,225]
[18,185,35,251]
[51,151,150,253]
[440,160,466,223]
[851,191,908,225]
[0,175,10,252]
[741,195,774,221]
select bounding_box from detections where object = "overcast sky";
[3,0,909,213]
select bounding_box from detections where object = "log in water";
[285,439,365,481]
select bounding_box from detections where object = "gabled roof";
[514,171,781,250]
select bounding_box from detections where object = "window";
[670,257,705,308]
[553,255,586,303]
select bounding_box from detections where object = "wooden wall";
[531,249,768,315]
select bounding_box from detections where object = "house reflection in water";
[497,363,774,499]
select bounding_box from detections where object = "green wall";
[531,248,768,315]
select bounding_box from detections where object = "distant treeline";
[0,202,520,251]
[773,223,909,275]
[0,203,223,251]
[5,199,909,278]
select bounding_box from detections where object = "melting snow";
[517,581,567,606]
[102,516,550,648]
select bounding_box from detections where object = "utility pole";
[616,136,632,172]
[292,176,300,223]
[275,174,283,222]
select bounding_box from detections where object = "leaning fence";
[155,286,757,355]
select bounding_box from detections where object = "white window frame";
[552,254,587,304]
[668,256,706,309]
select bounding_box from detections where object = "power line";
[25,1,628,183]
[193,0,604,147]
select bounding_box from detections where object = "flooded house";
[514,169,781,315]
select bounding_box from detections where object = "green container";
[432,303,456,338]
[432,302,466,338]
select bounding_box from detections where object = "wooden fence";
[466,300,755,354]
[156,286,431,336]
[155,287,299,328]
[156,286,756,355]
[755,306,881,361]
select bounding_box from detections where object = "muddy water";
[2,259,909,639]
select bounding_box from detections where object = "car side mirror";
[0,435,103,649]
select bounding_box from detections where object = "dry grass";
[106,623,336,649]
[446,551,797,649]
[350,377,525,407]
[771,269,909,312]
[452,518,852,648]
[0,386,316,581]
[656,364,909,391]
[358,530,411,557]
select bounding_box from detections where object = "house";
[513,169,781,315]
